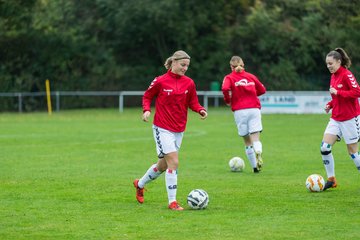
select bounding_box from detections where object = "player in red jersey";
[321,48,360,190]
[134,50,207,210]
[222,56,266,173]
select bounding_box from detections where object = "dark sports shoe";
[168,201,184,211]
[133,179,144,203]
[253,167,261,173]
[323,176,337,190]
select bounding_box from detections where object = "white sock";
[253,141,262,154]
[165,169,177,204]
[323,153,335,178]
[321,142,335,178]
[245,146,257,168]
[350,152,360,171]
[138,164,162,188]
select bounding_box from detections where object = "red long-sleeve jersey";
[222,70,266,111]
[142,70,205,132]
[327,66,360,121]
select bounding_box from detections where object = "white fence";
[0,91,332,113]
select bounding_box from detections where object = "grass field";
[1,108,360,239]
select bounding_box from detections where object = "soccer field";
[1,108,360,239]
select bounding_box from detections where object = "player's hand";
[324,104,331,113]
[329,87,337,95]
[142,111,151,122]
[199,110,207,120]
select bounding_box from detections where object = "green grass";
[1,108,360,239]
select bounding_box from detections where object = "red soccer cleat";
[133,179,144,203]
[168,201,184,211]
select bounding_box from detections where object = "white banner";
[260,91,332,114]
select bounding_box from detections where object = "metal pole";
[56,91,60,112]
[119,93,124,112]
[203,94,208,110]
[18,93,22,113]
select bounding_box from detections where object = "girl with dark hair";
[321,48,360,190]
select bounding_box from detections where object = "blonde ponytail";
[164,50,191,69]
[230,56,245,72]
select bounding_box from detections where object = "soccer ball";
[305,174,325,192]
[187,189,209,210]
[229,157,245,172]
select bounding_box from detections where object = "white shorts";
[152,125,183,158]
[234,108,263,137]
[324,116,360,144]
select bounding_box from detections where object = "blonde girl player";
[222,56,266,173]
[133,50,207,210]
[321,48,360,190]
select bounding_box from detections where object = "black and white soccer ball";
[187,189,209,210]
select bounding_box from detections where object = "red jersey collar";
[167,69,183,79]
[334,66,346,76]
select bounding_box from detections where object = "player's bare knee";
[320,142,332,155]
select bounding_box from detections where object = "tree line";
[1,0,359,110]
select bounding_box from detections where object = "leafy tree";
[1,0,360,111]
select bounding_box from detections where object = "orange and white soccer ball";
[305,174,325,192]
